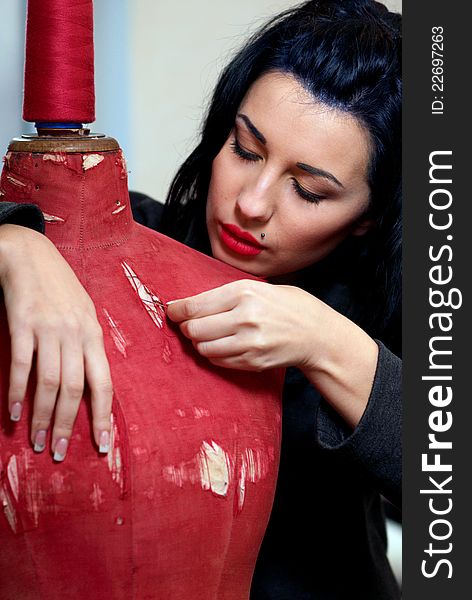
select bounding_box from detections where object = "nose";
[235,170,277,224]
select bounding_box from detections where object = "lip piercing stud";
[261,233,266,239]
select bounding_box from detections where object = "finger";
[31,336,61,452]
[195,339,270,372]
[8,328,35,422]
[84,330,113,453]
[166,281,246,322]
[194,335,243,359]
[180,312,237,342]
[50,338,85,462]
[207,355,258,371]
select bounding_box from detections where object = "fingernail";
[10,402,23,422]
[34,430,47,452]
[99,430,110,453]
[166,300,177,306]
[53,438,69,462]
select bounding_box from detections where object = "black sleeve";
[129,191,164,231]
[0,202,45,233]
[315,341,402,507]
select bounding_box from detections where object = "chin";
[211,244,263,277]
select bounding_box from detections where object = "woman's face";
[205,72,373,279]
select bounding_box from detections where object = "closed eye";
[230,138,262,163]
[291,178,326,205]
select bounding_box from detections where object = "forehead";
[238,72,372,182]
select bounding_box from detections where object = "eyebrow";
[296,163,344,188]
[236,113,267,145]
[236,112,344,188]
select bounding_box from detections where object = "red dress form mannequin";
[0,143,282,600]
[0,2,282,597]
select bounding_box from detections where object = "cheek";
[206,159,222,224]
[207,146,249,212]
[282,211,359,262]
[207,155,227,218]
[290,213,344,246]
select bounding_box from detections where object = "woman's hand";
[167,279,323,371]
[166,279,379,428]
[0,224,112,460]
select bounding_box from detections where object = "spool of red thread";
[23,0,95,124]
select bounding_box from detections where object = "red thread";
[23,0,95,123]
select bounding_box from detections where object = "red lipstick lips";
[220,223,264,256]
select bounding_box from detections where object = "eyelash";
[230,137,325,205]
[230,139,261,162]
[290,179,325,205]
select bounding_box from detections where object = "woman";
[0,0,401,597]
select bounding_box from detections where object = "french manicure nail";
[53,438,69,462]
[34,430,47,452]
[99,430,110,453]
[10,402,23,422]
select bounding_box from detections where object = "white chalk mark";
[6,175,26,187]
[162,440,232,498]
[83,154,104,171]
[115,448,122,471]
[103,308,128,357]
[25,470,42,528]
[43,212,65,223]
[193,407,210,419]
[243,447,272,483]
[199,441,231,496]
[19,449,48,525]
[121,261,165,328]
[237,460,247,512]
[90,483,104,511]
[132,447,148,458]
[1,450,87,530]
[43,153,67,165]
[112,204,126,215]
[162,340,172,364]
[107,413,124,493]
[50,472,65,495]
[115,150,128,179]
[7,456,19,502]
[0,485,17,533]
[237,446,275,512]
[16,449,43,527]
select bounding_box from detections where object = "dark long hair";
[161,0,402,347]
